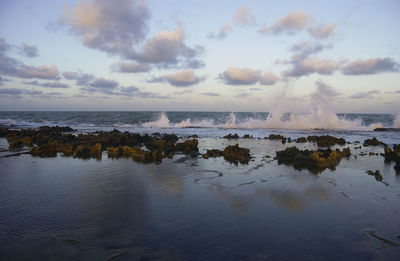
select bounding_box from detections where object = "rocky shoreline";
[1,126,399,175]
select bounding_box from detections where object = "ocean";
[1,111,400,260]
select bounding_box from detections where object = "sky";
[0,0,399,113]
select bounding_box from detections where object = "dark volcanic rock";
[223,133,239,139]
[275,146,351,174]
[223,144,251,164]
[363,137,386,147]
[384,144,400,173]
[202,149,224,159]
[307,135,346,147]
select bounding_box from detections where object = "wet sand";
[1,137,400,260]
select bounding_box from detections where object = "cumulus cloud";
[60,0,150,55]
[233,7,255,26]
[308,24,335,39]
[208,23,232,40]
[349,90,380,99]
[110,61,151,73]
[18,43,39,57]
[150,70,206,87]
[267,11,314,34]
[22,80,70,88]
[219,67,279,86]
[342,58,399,75]
[60,0,203,69]
[89,78,119,88]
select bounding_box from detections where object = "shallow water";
[1,137,400,260]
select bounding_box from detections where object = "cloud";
[308,24,335,39]
[18,43,39,57]
[219,67,279,86]
[0,88,43,97]
[110,61,151,73]
[259,72,279,85]
[63,71,95,85]
[200,92,220,96]
[89,78,119,88]
[268,11,314,34]
[60,1,203,69]
[118,86,168,99]
[60,0,150,55]
[208,23,232,40]
[0,37,11,55]
[234,92,251,98]
[233,7,255,26]
[22,80,70,88]
[131,27,204,68]
[349,90,380,99]
[342,58,399,75]
[0,76,10,86]
[290,41,332,61]
[284,56,340,77]
[150,70,206,87]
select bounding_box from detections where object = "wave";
[140,112,382,131]
[394,113,400,128]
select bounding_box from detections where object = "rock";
[366,170,383,181]
[223,133,239,139]
[307,135,346,147]
[275,146,351,174]
[223,144,251,164]
[363,137,386,147]
[268,134,285,140]
[296,137,307,143]
[384,145,400,173]
[202,149,224,159]
[243,134,253,139]
[176,139,199,156]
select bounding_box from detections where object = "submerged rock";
[223,144,251,164]
[307,135,346,147]
[363,137,386,147]
[275,146,351,174]
[366,170,383,181]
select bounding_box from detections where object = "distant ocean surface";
[1,111,399,144]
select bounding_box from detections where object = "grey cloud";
[342,58,399,75]
[208,23,232,40]
[290,41,332,61]
[63,71,95,85]
[233,7,255,26]
[349,90,380,99]
[200,92,220,96]
[111,62,151,73]
[60,1,203,69]
[131,27,204,68]
[0,88,43,97]
[23,80,69,88]
[83,84,168,99]
[219,67,279,86]
[60,0,150,56]
[89,78,119,88]
[149,70,206,87]
[0,37,11,55]
[18,43,39,57]
[284,57,340,77]
[0,76,10,86]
